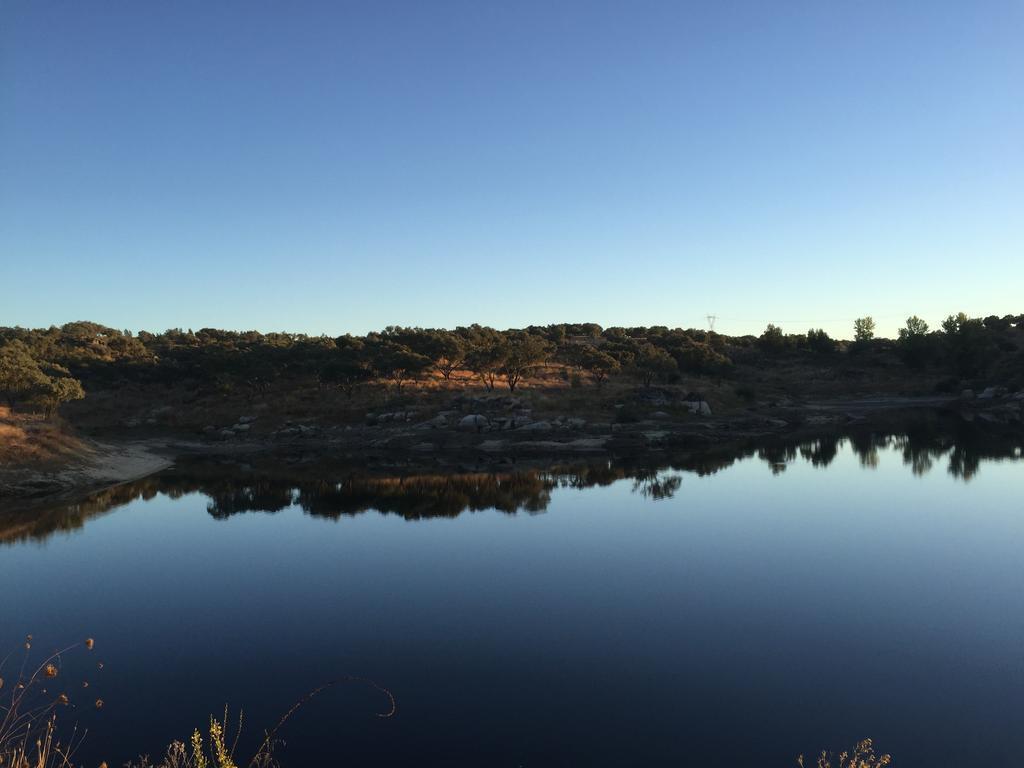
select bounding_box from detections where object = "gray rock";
[978,387,996,400]
[234,423,251,433]
[237,415,257,424]
[569,437,608,451]
[459,414,489,431]
[517,420,552,432]
[683,400,713,416]
[218,428,235,439]
[566,417,587,429]
[651,411,670,420]
[961,389,976,400]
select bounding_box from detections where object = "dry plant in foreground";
[129,679,396,768]
[3,635,395,768]
[798,738,892,768]
[0,635,100,768]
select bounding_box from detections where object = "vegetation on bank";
[1,315,1023,420]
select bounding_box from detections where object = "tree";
[499,333,550,392]
[983,315,1011,332]
[0,340,85,416]
[425,331,466,381]
[806,328,836,354]
[898,316,929,340]
[463,327,508,391]
[632,343,678,387]
[570,345,620,387]
[896,316,934,368]
[758,324,786,353]
[853,317,875,343]
[941,312,997,376]
[366,339,431,392]
[0,340,51,410]
[320,337,371,398]
[34,375,85,417]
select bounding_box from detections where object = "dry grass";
[3,636,395,768]
[0,636,99,768]
[798,738,892,768]
[128,677,396,768]
[4,638,891,768]
[0,407,90,470]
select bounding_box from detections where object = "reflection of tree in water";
[758,445,797,474]
[848,432,888,469]
[207,482,297,517]
[630,470,683,500]
[5,420,1021,544]
[887,423,1019,481]
[798,436,841,468]
[294,472,554,520]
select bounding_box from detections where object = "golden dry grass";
[0,407,90,469]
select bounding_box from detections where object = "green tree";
[632,343,678,387]
[320,337,371,398]
[499,333,550,392]
[896,316,934,368]
[806,328,836,354]
[570,345,621,387]
[853,317,875,343]
[758,323,786,352]
[35,375,86,417]
[941,312,997,376]
[898,316,929,340]
[463,327,508,391]
[0,340,51,410]
[425,331,466,381]
[367,339,431,392]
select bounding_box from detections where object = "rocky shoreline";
[3,390,1022,512]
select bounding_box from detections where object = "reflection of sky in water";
[3,439,1024,767]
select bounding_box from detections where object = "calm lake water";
[3,425,1024,766]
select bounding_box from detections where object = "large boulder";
[459,414,489,431]
[683,400,713,416]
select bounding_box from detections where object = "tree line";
[1,313,1023,416]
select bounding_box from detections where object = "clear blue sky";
[1,1,1021,339]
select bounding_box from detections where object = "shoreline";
[4,393,1020,513]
